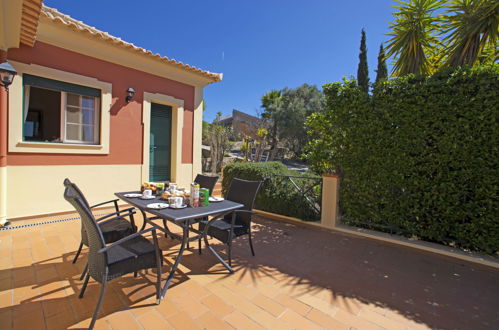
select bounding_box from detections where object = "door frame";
[142,92,183,184]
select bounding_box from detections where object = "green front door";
[149,103,172,181]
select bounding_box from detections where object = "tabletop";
[115,191,243,223]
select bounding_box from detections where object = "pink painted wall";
[7,41,195,166]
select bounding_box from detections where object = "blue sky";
[45,0,396,122]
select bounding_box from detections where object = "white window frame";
[60,92,101,144]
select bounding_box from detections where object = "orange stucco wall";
[6,42,194,166]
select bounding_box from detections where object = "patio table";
[115,191,243,301]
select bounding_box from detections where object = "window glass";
[66,93,80,107]
[82,126,94,141]
[82,109,94,125]
[66,107,80,124]
[66,123,80,141]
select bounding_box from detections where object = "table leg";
[159,223,189,300]
[139,209,148,231]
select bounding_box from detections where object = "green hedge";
[222,161,321,221]
[305,65,499,254]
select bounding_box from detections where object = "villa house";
[0,1,221,224]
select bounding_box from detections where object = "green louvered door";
[149,103,172,181]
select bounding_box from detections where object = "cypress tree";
[375,44,388,83]
[357,28,369,93]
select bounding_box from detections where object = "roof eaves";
[39,5,222,83]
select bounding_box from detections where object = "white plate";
[147,203,169,209]
[170,204,187,209]
[209,197,224,202]
[124,193,142,198]
[140,195,156,200]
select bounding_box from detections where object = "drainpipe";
[0,49,10,227]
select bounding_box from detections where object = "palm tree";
[386,0,443,76]
[442,0,498,67]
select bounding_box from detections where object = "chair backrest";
[63,186,107,281]
[226,178,262,226]
[194,174,219,196]
[63,178,91,209]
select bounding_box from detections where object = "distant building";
[215,109,264,139]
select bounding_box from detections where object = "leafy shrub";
[304,65,499,254]
[222,162,321,221]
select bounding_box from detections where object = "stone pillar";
[320,174,340,228]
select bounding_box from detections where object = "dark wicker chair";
[194,174,219,196]
[63,186,162,330]
[63,179,137,278]
[198,178,261,266]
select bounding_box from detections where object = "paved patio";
[0,210,498,329]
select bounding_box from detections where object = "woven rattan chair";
[64,186,162,330]
[63,179,137,278]
[194,174,219,196]
[198,178,261,266]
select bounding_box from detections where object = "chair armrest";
[95,207,135,222]
[98,226,161,254]
[90,199,119,209]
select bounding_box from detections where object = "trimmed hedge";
[222,161,321,221]
[305,65,499,254]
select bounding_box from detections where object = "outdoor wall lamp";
[0,60,17,92]
[126,87,135,103]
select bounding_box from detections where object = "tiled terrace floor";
[1,211,498,330]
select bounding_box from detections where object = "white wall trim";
[7,61,112,154]
[142,92,184,185]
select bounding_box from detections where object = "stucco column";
[192,86,203,178]
[321,174,340,228]
[0,50,9,226]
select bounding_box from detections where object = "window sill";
[18,141,103,149]
[11,141,108,154]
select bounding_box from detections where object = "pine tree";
[357,29,369,93]
[375,44,388,84]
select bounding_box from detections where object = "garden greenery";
[304,65,499,254]
[222,161,321,221]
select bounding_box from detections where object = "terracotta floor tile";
[167,311,203,330]
[334,308,385,330]
[0,307,13,330]
[12,302,45,330]
[224,310,265,330]
[278,309,323,330]
[201,294,235,317]
[250,310,295,330]
[196,311,233,330]
[171,293,209,318]
[105,309,142,330]
[45,310,77,330]
[251,293,286,317]
[359,307,408,330]
[182,279,212,299]
[296,293,339,316]
[306,308,350,330]
[274,293,312,316]
[137,309,174,330]
[155,296,181,318]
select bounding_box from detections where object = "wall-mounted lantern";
[0,61,17,91]
[126,87,135,103]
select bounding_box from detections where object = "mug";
[174,197,183,208]
[143,189,152,198]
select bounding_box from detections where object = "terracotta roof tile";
[40,5,222,83]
